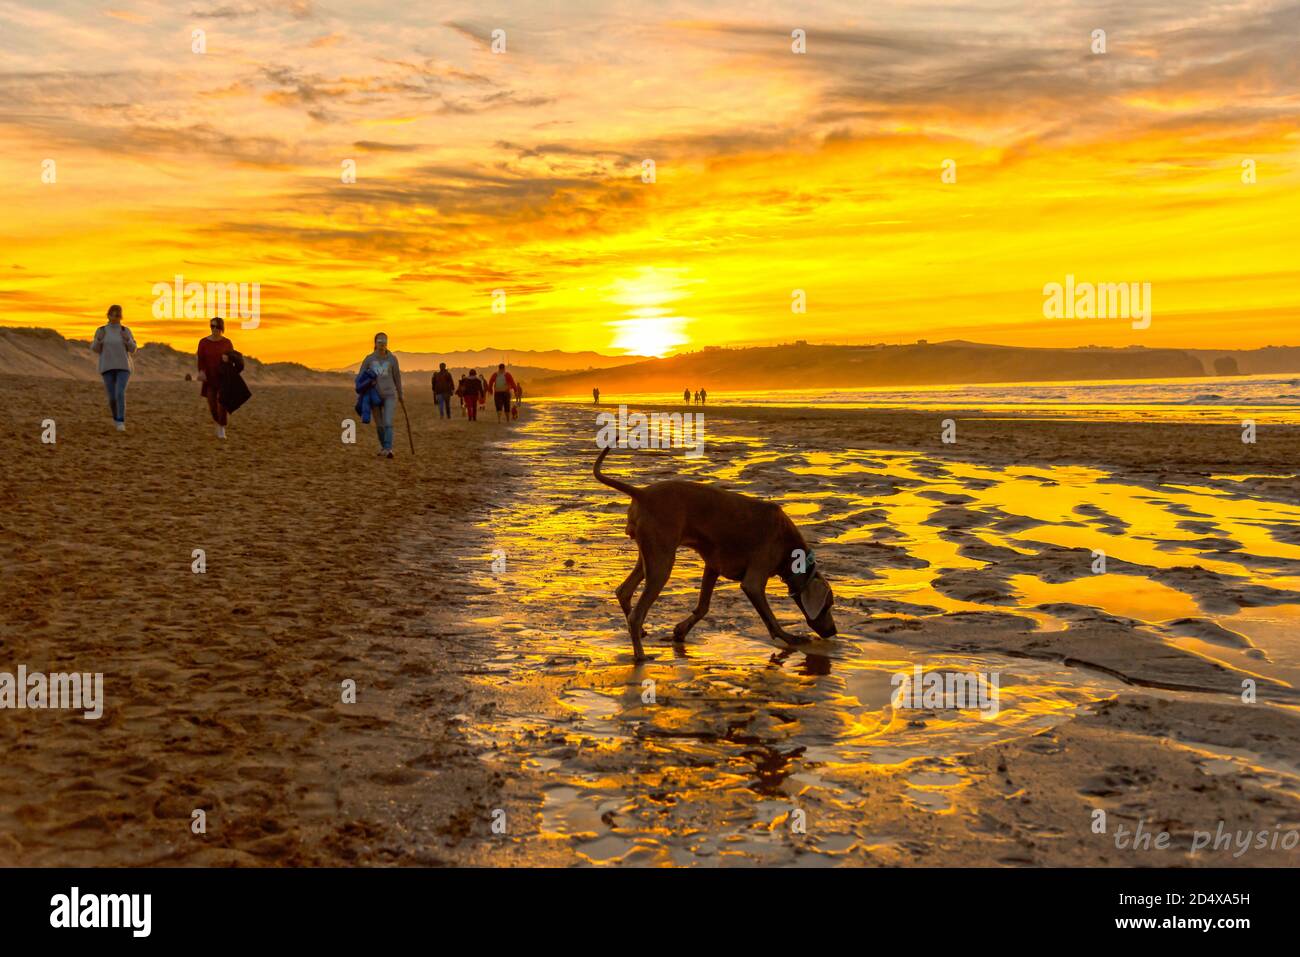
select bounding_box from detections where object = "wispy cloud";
[0,0,1294,361]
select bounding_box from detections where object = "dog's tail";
[594,446,641,498]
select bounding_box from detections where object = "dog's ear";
[800,575,832,619]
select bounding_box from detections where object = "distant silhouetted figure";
[593,387,600,404]
[700,388,707,405]
[694,389,701,403]
[488,363,517,423]
[432,362,455,419]
[683,388,691,404]
[462,368,484,421]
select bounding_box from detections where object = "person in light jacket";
[357,332,403,458]
[90,304,137,431]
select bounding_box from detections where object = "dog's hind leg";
[626,545,675,661]
[672,565,718,642]
[616,555,644,621]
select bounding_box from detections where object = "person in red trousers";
[462,369,484,421]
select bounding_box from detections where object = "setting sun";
[607,314,689,357]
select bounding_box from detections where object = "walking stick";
[399,395,415,456]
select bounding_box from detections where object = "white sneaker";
[216,425,226,439]
[114,421,125,432]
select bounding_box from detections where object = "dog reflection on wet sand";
[594,447,837,661]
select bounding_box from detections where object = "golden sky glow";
[0,1,1296,367]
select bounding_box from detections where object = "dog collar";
[780,550,817,597]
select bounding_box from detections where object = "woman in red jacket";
[461,369,484,421]
[197,317,233,439]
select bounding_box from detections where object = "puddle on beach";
[449,403,1300,865]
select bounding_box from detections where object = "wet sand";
[461,400,1300,866]
[1,377,1298,866]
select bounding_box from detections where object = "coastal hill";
[0,326,343,384]
[530,340,1300,396]
[5,327,1299,394]
[334,359,571,385]
[331,347,647,374]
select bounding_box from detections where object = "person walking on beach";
[197,317,234,439]
[700,388,707,405]
[462,368,484,421]
[683,388,691,404]
[456,374,467,416]
[593,387,600,404]
[487,362,517,423]
[90,304,137,431]
[476,371,488,414]
[357,333,403,458]
[432,362,455,420]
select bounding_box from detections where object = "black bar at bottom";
[0,866,1282,944]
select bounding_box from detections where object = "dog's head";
[781,549,837,639]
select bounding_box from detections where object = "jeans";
[101,369,130,423]
[375,396,396,449]
[435,393,451,418]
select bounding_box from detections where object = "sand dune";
[0,326,343,385]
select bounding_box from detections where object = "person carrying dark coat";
[218,349,252,416]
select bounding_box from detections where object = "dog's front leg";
[673,566,718,642]
[741,571,808,645]
[626,547,675,661]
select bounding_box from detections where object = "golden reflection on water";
[454,403,1300,864]
[1009,574,1205,622]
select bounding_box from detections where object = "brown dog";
[594,446,836,660]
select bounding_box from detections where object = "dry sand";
[1,377,1298,866]
[0,376,511,865]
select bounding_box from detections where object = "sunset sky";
[1,0,1296,368]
